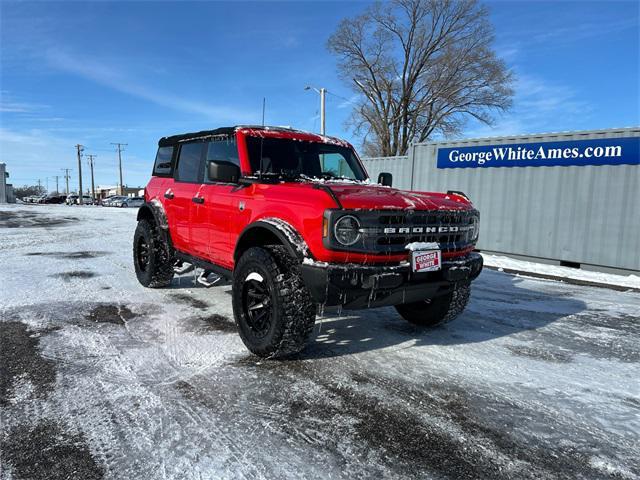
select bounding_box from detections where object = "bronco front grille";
[324,209,479,254]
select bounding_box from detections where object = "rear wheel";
[133,219,174,288]
[395,282,471,327]
[232,246,316,358]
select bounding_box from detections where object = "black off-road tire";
[133,219,174,288]
[395,282,471,327]
[232,246,316,358]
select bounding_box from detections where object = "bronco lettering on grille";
[383,225,472,234]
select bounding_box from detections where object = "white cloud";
[0,127,73,185]
[464,73,592,139]
[0,91,50,113]
[336,93,360,110]
[0,127,152,188]
[527,17,638,46]
[43,49,257,122]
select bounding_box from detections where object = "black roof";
[157,125,306,147]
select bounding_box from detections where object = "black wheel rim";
[242,275,272,338]
[136,236,150,272]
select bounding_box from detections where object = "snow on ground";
[1,204,639,480]
[483,253,640,290]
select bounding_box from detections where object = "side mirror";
[377,172,393,187]
[207,160,240,183]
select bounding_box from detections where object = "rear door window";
[175,142,205,183]
[153,146,174,176]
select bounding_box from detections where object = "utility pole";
[87,154,97,203]
[46,177,49,192]
[37,179,42,195]
[61,168,72,195]
[53,175,60,194]
[75,144,84,204]
[111,143,127,195]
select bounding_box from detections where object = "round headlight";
[334,215,361,246]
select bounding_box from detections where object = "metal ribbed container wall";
[363,128,640,272]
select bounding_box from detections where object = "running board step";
[197,270,222,288]
[174,262,195,275]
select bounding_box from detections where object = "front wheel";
[232,246,316,358]
[133,219,174,288]
[394,282,471,327]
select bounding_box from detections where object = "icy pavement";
[1,204,639,480]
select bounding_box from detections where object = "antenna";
[261,97,266,126]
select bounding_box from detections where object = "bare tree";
[14,185,44,198]
[328,0,514,156]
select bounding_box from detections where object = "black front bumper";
[300,252,483,310]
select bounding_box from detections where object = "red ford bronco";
[134,126,482,357]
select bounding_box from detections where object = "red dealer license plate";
[411,250,442,273]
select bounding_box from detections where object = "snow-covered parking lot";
[1,204,638,480]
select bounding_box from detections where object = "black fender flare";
[137,200,174,250]
[235,218,310,263]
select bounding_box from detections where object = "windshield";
[245,136,367,181]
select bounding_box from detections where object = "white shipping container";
[363,127,640,272]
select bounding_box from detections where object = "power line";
[325,90,353,103]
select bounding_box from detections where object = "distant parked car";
[103,196,126,207]
[65,195,78,205]
[75,195,93,205]
[111,196,129,207]
[100,195,114,206]
[100,195,115,206]
[43,194,67,204]
[121,197,144,208]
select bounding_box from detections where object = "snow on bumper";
[300,252,483,309]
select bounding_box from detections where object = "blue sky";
[1,0,638,190]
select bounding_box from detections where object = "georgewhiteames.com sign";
[437,136,640,169]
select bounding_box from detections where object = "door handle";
[164,190,174,199]
[192,197,204,204]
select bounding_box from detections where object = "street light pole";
[319,88,326,135]
[305,86,327,135]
